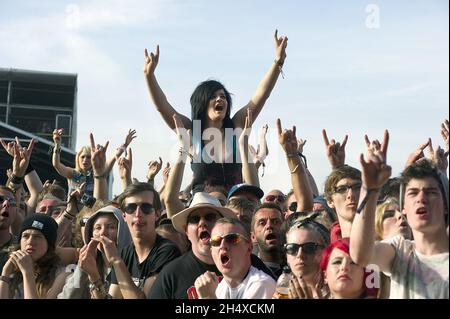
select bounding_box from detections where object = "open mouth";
[416,208,427,215]
[220,252,231,267]
[265,233,277,243]
[199,231,211,244]
[1,211,9,218]
[399,221,409,228]
[214,105,225,112]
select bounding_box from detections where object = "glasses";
[265,195,286,202]
[187,212,219,224]
[80,216,90,227]
[288,202,297,212]
[210,233,249,247]
[333,182,362,195]
[284,242,323,255]
[382,209,397,220]
[0,195,16,207]
[124,202,155,215]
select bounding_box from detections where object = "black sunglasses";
[382,209,396,220]
[333,182,362,195]
[187,212,219,224]
[284,242,323,255]
[210,233,249,247]
[0,195,16,207]
[124,202,155,215]
[288,202,297,212]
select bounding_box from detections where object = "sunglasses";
[210,233,249,247]
[80,216,90,227]
[288,202,297,212]
[382,209,397,220]
[265,195,286,202]
[124,202,155,215]
[333,182,362,195]
[284,242,323,255]
[187,212,219,224]
[0,195,16,207]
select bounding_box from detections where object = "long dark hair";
[8,243,61,298]
[190,80,234,135]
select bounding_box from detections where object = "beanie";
[19,214,58,248]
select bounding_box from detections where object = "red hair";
[320,238,378,298]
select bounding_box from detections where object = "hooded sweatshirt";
[57,205,131,299]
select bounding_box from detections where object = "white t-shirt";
[382,235,449,299]
[215,266,276,299]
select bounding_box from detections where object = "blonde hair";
[75,146,92,172]
[375,197,399,241]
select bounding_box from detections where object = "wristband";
[25,163,35,175]
[297,152,308,169]
[274,59,285,79]
[356,187,380,214]
[10,174,24,184]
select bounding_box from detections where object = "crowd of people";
[0,30,448,299]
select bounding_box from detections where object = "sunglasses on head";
[187,212,219,224]
[210,233,249,247]
[333,182,362,195]
[284,242,323,255]
[79,216,90,227]
[124,202,155,215]
[266,195,286,202]
[0,195,16,207]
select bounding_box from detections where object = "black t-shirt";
[0,234,17,274]
[110,234,181,290]
[148,250,275,299]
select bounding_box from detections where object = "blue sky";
[1,0,448,197]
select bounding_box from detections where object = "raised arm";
[51,129,73,178]
[144,45,191,130]
[7,139,35,217]
[90,134,109,201]
[158,162,171,210]
[277,119,313,212]
[117,148,133,191]
[233,30,288,129]
[426,139,448,176]
[252,124,269,171]
[105,129,137,174]
[238,109,260,187]
[1,138,43,214]
[146,157,163,188]
[297,138,319,197]
[165,114,190,218]
[322,129,348,169]
[350,130,395,271]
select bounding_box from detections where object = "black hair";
[190,80,234,136]
[117,182,161,211]
[400,159,448,211]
